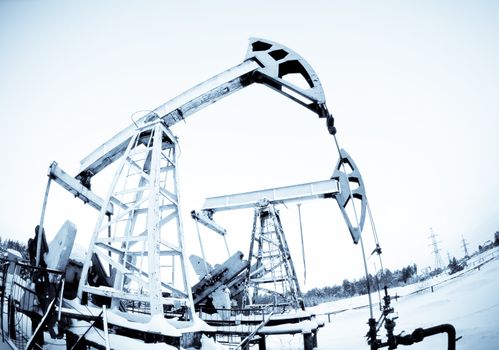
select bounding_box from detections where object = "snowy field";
[305,249,499,350]
[202,248,499,350]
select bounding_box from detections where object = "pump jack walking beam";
[202,179,339,213]
[194,149,368,245]
[76,38,335,184]
[191,179,339,235]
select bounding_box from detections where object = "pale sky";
[1,0,498,289]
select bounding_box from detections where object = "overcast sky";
[1,0,498,289]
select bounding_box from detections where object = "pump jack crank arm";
[77,38,333,182]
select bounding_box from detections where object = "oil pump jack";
[14,37,340,349]
[0,38,457,350]
[190,151,366,311]
[189,161,366,349]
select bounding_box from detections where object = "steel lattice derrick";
[244,203,304,310]
[78,121,194,320]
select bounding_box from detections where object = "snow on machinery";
[0,38,457,349]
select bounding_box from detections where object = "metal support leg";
[258,336,266,350]
[304,332,314,350]
[312,329,318,348]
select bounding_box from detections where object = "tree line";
[303,264,418,307]
[0,237,28,259]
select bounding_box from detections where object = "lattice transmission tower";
[429,227,444,271]
[461,235,470,257]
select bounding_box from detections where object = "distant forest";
[0,237,28,259]
[303,264,418,307]
[304,230,499,306]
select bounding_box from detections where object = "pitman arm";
[77,38,334,182]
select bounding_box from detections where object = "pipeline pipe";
[395,324,456,350]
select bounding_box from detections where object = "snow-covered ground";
[198,248,499,350]
[307,248,499,350]
[2,249,497,350]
